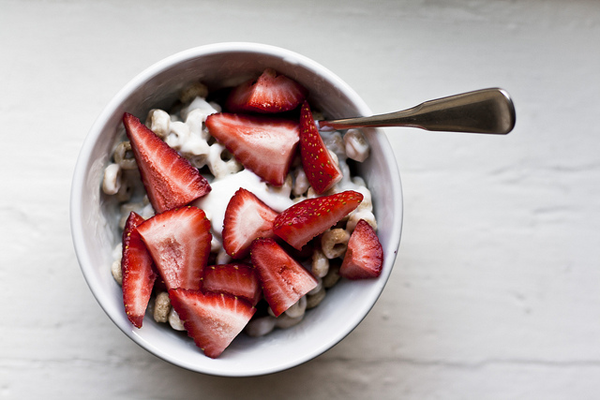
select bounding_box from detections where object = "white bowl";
[70,42,403,377]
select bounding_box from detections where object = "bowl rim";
[70,42,403,376]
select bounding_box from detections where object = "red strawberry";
[273,190,363,250]
[299,101,342,194]
[222,188,278,259]
[250,238,318,317]
[205,113,299,186]
[340,219,384,280]
[123,113,211,213]
[226,68,307,113]
[202,263,262,306]
[169,289,256,359]
[121,212,157,328]
[137,206,211,290]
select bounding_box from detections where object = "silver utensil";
[318,88,515,135]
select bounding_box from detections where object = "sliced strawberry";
[299,101,343,194]
[222,188,278,259]
[123,113,211,213]
[273,190,363,250]
[202,263,262,306]
[168,289,256,358]
[205,113,299,186]
[340,219,384,280]
[226,68,307,113]
[121,212,157,328]
[137,206,211,290]
[250,238,318,317]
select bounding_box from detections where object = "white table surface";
[2,0,600,398]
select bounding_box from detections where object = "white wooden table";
[2,1,600,398]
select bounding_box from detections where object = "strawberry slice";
[123,113,211,213]
[250,238,318,317]
[299,101,342,194]
[225,68,307,113]
[205,113,300,186]
[121,211,157,328]
[340,219,384,280]
[222,188,278,259]
[202,263,262,306]
[137,206,211,290]
[273,190,363,250]
[168,289,256,359]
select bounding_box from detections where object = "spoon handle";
[318,88,516,135]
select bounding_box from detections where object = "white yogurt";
[192,169,294,240]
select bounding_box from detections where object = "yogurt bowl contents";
[71,43,402,376]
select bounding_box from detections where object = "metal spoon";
[318,88,515,135]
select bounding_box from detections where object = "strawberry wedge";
[202,263,262,306]
[123,113,211,213]
[226,68,307,113]
[222,188,278,259]
[121,211,157,328]
[205,113,299,186]
[340,219,384,280]
[273,190,363,250]
[169,289,256,359]
[299,101,342,194]
[250,238,318,317]
[137,206,211,290]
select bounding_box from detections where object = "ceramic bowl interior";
[71,42,402,377]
